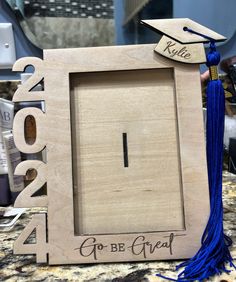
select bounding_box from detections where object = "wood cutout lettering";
[13,107,46,154]
[12,57,48,262]
[14,213,48,263]
[14,160,47,208]
[12,43,210,265]
[12,57,44,102]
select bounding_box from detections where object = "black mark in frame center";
[123,133,129,168]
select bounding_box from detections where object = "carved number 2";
[14,160,47,208]
[12,57,44,102]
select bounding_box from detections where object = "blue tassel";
[157,39,235,281]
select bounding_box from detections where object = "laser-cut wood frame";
[12,43,209,264]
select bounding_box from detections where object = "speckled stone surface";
[0,172,236,282]
[0,81,19,100]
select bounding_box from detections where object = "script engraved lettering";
[128,233,177,258]
[163,41,191,60]
[163,41,176,54]
[75,237,108,260]
[74,233,185,260]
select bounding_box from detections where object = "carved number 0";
[13,107,46,154]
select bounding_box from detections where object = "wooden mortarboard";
[141,18,226,63]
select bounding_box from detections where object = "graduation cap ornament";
[142,18,235,281]
[141,18,226,64]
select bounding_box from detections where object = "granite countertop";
[0,172,236,282]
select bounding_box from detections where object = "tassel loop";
[206,41,221,68]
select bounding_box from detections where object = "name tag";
[155,35,206,64]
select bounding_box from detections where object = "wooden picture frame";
[12,43,209,264]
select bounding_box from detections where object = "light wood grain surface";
[141,18,226,44]
[12,43,209,264]
[71,69,184,235]
[155,35,206,64]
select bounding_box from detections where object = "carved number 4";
[14,213,48,263]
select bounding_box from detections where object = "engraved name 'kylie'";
[163,41,191,59]
[75,233,184,260]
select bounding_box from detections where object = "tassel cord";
[178,40,235,281]
[157,29,235,282]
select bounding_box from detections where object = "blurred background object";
[219,57,236,174]
[4,0,236,57]
[6,0,115,49]
[0,0,42,80]
[0,0,235,76]
[0,23,16,70]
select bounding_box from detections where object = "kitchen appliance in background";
[0,23,16,69]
